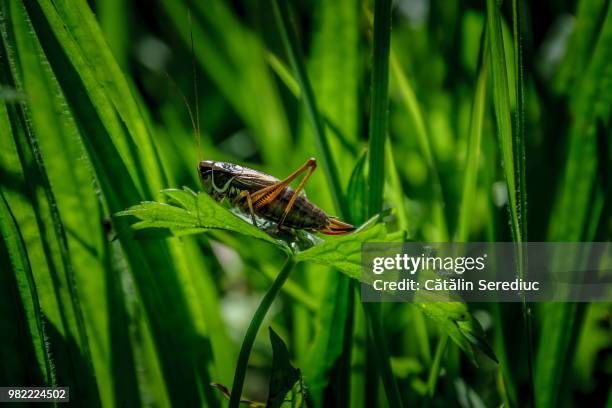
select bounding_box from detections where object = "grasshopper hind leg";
[250,158,318,232]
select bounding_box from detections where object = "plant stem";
[367,0,392,215]
[364,303,404,408]
[229,258,296,408]
[426,335,448,398]
[511,2,534,404]
[512,0,527,243]
[363,1,404,407]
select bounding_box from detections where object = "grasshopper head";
[198,160,242,196]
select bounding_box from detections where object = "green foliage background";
[0,0,610,407]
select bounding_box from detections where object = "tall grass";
[272,2,355,407]
[0,0,609,407]
[537,3,611,408]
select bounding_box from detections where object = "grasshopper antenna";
[163,71,199,158]
[163,9,201,166]
[189,9,201,163]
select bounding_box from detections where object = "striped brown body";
[247,185,328,230]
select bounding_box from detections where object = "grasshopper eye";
[198,162,216,195]
[198,160,215,172]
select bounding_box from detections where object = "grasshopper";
[198,158,354,235]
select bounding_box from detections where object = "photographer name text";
[370,254,540,292]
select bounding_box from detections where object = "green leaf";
[415,302,497,366]
[116,187,286,249]
[293,220,496,366]
[267,327,302,408]
[295,223,394,279]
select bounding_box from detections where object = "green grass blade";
[512,0,527,242]
[554,0,609,94]
[1,2,161,405]
[271,3,356,406]
[347,150,369,225]
[309,0,360,180]
[29,1,146,198]
[1,2,101,402]
[363,302,403,407]
[389,50,448,240]
[9,0,93,359]
[363,1,403,407]
[367,0,392,216]
[6,4,136,404]
[485,0,521,244]
[272,0,346,215]
[547,3,612,242]
[385,142,410,232]
[486,3,535,406]
[455,43,489,242]
[0,190,54,386]
[96,0,129,68]
[50,0,169,195]
[537,4,612,408]
[304,3,360,404]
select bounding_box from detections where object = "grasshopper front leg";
[232,190,259,228]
